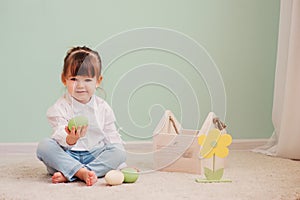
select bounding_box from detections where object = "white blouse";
[47,93,123,151]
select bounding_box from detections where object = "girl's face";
[62,74,102,104]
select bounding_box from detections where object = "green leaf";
[204,167,213,179]
[204,167,224,180]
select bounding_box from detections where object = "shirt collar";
[65,92,95,109]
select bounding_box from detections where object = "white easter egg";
[104,170,124,186]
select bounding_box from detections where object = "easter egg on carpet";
[104,170,124,186]
[121,167,139,183]
[68,116,88,131]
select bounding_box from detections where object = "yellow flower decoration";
[198,128,232,158]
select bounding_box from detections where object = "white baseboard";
[229,139,268,151]
[0,143,38,155]
[0,139,268,155]
[124,139,268,152]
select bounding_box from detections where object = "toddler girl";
[36,46,126,186]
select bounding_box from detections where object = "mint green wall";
[0,0,280,142]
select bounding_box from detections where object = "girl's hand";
[65,125,88,145]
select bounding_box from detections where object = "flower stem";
[213,153,215,172]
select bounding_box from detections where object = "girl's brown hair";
[62,46,102,79]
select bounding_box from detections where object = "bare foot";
[85,171,98,186]
[52,172,68,184]
[75,168,98,186]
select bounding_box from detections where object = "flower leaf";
[204,167,224,180]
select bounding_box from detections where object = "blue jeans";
[36,138,126,181]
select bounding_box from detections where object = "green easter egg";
[121,168,139,183]
[68,116,88,131]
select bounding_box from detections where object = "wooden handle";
[169,116,179,134]
[213,117,227,130]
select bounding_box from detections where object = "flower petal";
[214,146,229,158]
[218,134,232,147]
[199,129,221,158]
[204,148,216,158]
[198,134,206,146]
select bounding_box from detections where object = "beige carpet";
[1,149,300,200]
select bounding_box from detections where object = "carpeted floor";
[1,148,300,200]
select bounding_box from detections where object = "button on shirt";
[47,93,123,151]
